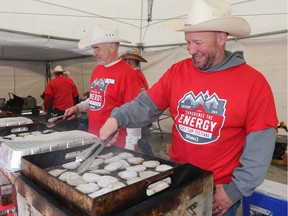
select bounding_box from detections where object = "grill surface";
[21,145,212,215]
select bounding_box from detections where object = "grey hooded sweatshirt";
[111,51,277,203]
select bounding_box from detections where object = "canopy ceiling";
[0,0,287,61]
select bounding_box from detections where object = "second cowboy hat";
[78,26,131,49]
[177,0,251,37]
[50,65,65,74]
[121,50,147,63]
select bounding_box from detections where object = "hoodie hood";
[203,50,246,72]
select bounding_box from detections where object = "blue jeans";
[224,200,241,216]
[212,200,241,216]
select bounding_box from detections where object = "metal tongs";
[46,114,72,128]
[76,130,118,174]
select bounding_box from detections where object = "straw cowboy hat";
[78,26,131,49]
[50,65,65,73]
[121,50,147,63]
[177,0,251,37]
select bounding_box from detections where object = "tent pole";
[46,62,51,84]
[143,30,288,49]
[0,28,79,42]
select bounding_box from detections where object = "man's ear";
[218,32,228,46]
[110,42,119,51]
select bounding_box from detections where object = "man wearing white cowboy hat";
[99,0,278,215]
[121,49,154,155]
[43,65,80,130]
[65,26,142,150]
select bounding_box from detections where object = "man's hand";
[100,117,119,146]
[212,184,234,215]
[64,106,79,120]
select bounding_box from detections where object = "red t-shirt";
[88,60,141,147]
[44,75,77,111]
[147,58,278,185]
[67,77,79,98]
[135,69,149,90]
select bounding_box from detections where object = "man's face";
[92,43,112,65]
[184,31,226,70]
[124,59,137,68]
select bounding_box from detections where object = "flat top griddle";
[21,145,207,216]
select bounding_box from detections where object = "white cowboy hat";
[63,71,71,77]
[50,65,65,73]
[78,26,131,49]
[121,50,147,63]
[177,0,251,37]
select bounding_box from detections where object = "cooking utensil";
[47,115,68,123]
[46,114,72,128]
[46,119,65,128]
[74,141,100,163]
[76,130,118,174]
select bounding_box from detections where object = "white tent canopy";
[0,0,287,41]
[0,0,286,55]
[0,0,287,133]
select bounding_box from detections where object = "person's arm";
[64,98,89,119]
[112,92,163,128]
[76,98,89,112]
[100,92,164,142]
[222,70,278,203]
[223,127,277,202]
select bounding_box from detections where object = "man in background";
[43,65,79,130]
[65,26,142,150]
[121,50,154,155]
[63,71,80,106]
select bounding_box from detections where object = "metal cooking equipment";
[0,117,33,127]
[0,119,47,137]
[21,145,213,215]
[0,130,98,172]
[0,110,16,118]
[0,116,48,212]
[46,114,73,128]
[0,116,99,215]
[47,115,68,123]
[117,167,213,216]
[76,130,118,174]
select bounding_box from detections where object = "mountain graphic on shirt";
[180,91,225,116]
[176,90,227,144]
